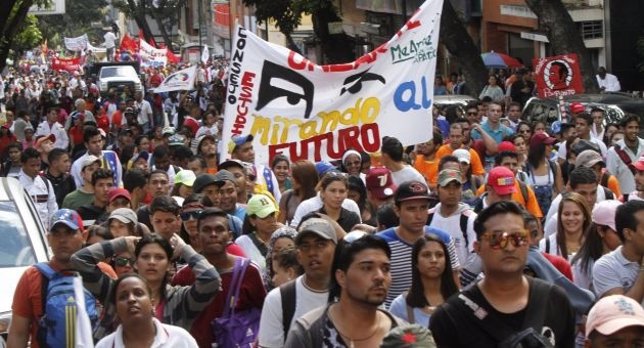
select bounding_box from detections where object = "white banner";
[221,0,443,164]
[140,39,167,68]
[64,34,89,51]
[86,42,106,53]
[154,65,198,93]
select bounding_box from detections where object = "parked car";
[523,93,644,136]
[98,64,144,97]
[433,95,477,109]
[0,177,51,339]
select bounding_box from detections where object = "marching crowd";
[0,56,643,348]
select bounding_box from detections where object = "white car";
[0,177,51,338]
[98,65,144,97]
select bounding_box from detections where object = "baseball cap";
[585,295,644,337]
[453,149,471,164]
[438,169,463,187]
[530,132,557,148]
[634,154,644,171]
[124,107,135,114]
[570,102,585,114]
[132,151,150,163]
[108,208,138,224]
[174,170,196,187]
[168,134,186,147]
[193,173,217,193]
[82,155,101,170]
[228,134,253,154]
[162,126,176,136]
[571,139,601,156]
[591,200,622,231]
[247,194,278,218]
[214,169,236,184]
[35,134,56,149]
[219,159,245,172]
[487,166,516,196]
[365,167,397,200]
[315,161,337,176]
[183,117,200,136]
[50,209,83,232]
[108,188,131,203]
[394,181,432,203]
[296,218,337,244]
[497,141,517,153]
[575,149,605,168]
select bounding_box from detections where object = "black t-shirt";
[77,204,107,224]
[430,277,576,348]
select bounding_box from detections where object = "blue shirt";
[470,121,514,143]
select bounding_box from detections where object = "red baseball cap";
[487,166,516,196]
[35,134,56,149]
[634,154,644,171]
[108,188,131,203]
[497,141,517,153]
[530,133,557,148]
[570,102,585,114]
[366,167,397,200]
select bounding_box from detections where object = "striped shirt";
[377,227,460,307]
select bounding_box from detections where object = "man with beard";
[171,207,266,347]
[430,201,576,347]
[607,114,644,196]
[285,233,403,347]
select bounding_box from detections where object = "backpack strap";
[223,258,247,318]
[600,172,609,188]
[614,146,637,175]
[34,262,56,280]
[460,214,469,248]
[426,211,434,226]
[545,238,551,254]
[518,181,529,205]
[522,279,553,331]
[280,279,297,342]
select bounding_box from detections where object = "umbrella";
[480,51,524,69]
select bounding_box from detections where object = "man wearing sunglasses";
[430,201,576,347]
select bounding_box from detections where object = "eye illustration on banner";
[340,69,386,95]
[256,60,315,119]
[165,72,189,84]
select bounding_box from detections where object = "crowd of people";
[0,52,642,348]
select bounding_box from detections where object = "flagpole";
[198,0,203,59]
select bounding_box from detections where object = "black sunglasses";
[114,256,135,267]
[180,210,203,221]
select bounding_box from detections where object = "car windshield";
[0,201,37,267]
[100,67,135,78]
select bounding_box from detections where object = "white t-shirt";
[235,234,266,273]
[557,138,608,161]
[427,204,477,267]
[103,31,117,49]
[136,99,153,126]
[391,165,426,186]
[95,318,198,348]
[289,193,361,228]
[257,276,328,347]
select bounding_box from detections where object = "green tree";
[241,0,303,52]
[14,14,43,54]
[0,0,50,71]
[37,0,108,47]
[113,0,185,51]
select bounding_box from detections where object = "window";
[0,202,37,267]
[581,21,603,40]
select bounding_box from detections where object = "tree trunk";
[311,1,354,64]
[439,0,488,97]
[524,0,599,93]
[153,10,174,51]
[126,0,155,45]
[283,31,301,54]
[0,0,34,72]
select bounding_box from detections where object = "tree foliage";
[113,0,186,51]
[37,0,108,47]
[242,0,302,51]
[0,0,50,71]
[14,14,43,53]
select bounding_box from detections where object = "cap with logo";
[394,181,432,203]
[108,188,131,203]
[50,209,84,232]
[247,194,278,218]
[365,167,397,200]
[452,149,471,164]
[585,294,644,337]
[296,217,337,244]
[438,169,463,187]
[487,166,516,196]
[108,208,138,224]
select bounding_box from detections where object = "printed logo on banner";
[222,0,444,165]
[533,54,584,98]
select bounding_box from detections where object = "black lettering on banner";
[340,69,386,95]
[256,60,315,119]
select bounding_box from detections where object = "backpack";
[212,258,261,348]
[427,211,470,248]
[35,263,98,348]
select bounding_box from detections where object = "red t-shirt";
[542,252,574,281]
[171,258,266,348]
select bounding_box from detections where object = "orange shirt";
[476,181,543,218]
[435,145,485,176]
[414,156,439,188]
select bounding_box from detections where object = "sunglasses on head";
[180,210,203,221]
[114,256,135,267]
[481,230,529,249]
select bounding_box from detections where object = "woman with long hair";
[389,234,459,327]
[516,121,533,143]
[71,233,221,340]
[277,160,319,224]
[539,192,591,260]
[317,172,361,232]
[571,200,622,292]
[95,274,198,347]
[271,154,292,193]
[526,132,564,215]
[478,75,505,102]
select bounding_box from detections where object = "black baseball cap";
[393,181,432,203]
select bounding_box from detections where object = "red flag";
[120,34,139,53]
[166,50,180,64]
[138,29,158,48]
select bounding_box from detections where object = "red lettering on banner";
[231,71,256,135]
[287,48,388,73]
[268,123,381,162]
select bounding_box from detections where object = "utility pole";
[198,0,203,57]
